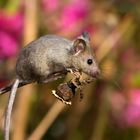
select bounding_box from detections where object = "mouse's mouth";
[89,69,100,79]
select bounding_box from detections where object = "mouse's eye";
[87,59,93,65]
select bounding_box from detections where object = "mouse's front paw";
[66,68,79,73]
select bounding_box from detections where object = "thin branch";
[27,101,66,140]
[97,16,133,61]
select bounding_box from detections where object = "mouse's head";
[70,32,100,78]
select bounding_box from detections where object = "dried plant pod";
[52,71,94,105]
[52,81,77,105]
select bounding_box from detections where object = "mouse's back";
[16,35,72,83]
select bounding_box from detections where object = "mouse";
[0,32,100,140]
[0,32,100,94]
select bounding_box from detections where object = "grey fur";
[1,33,100,140]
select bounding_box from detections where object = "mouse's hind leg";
[38,70,68,83]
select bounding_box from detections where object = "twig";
[27,101,66,140]
[97,16,133,61]
[90,89,109,140]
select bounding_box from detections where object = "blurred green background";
[0,0,140,140]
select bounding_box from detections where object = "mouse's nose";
[91,68,100,78]
[94,70,100,78]
[95,70,100,77]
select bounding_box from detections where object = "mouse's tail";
[0,80,28,95]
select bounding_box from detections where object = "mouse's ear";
[71,38,86,55]
[81,32,90,42]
